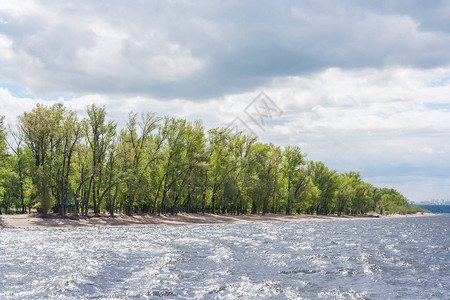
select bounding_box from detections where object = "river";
[1,214,449,299]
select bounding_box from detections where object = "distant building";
[418,198,450,205]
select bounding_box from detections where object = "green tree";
[254,144,283,215]
[309,161,338,215]
[169,120,206,214]
[59,109,83,216]
[378,188,409,214]
[207,128,234,214]
[85,104,117,216]
[335,172,358,216]
[282,145,308,214]
[5,130,33,214]
[0,116,8,214]
[226,133,257,214]
[18,104,64,215]
[118,112,159,214]
[3,105,416,217]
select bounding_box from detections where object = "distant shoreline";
[0,212,436,228]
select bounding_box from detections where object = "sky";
[1,0,450,203]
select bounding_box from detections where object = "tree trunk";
[85,176,94,216]
[251,200,257,214]
[109,184,118,216]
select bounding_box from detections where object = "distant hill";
[416,205,450,213]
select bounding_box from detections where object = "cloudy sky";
[1,0,449,202]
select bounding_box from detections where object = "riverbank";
[0,212,435,228]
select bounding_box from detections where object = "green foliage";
[0,115,7,210]
[282,145,308,214]
[0,115,6,158]
[34,166,52,213]
[1,104,417,216]
[309,161,338,215]
[377,188,410,214]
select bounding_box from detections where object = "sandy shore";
[0,212,435,228]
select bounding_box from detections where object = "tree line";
[0,103,423,216]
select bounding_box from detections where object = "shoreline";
[0,212,436,228]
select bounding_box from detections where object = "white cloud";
[368,176,450,203]
[421,146,434,154]
[1,1,450,98]
[1,66,449,203]
[0,1,207,96]
[1,1,449,202]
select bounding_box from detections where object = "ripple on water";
[0,215,449,299]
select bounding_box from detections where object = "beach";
[0,212,434,228]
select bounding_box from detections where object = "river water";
[1,215,449,299]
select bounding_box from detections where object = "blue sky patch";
[430,74,450,87]
[0,82,35,98]
[425,103,450,111]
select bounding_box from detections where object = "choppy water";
[1,215,449,299]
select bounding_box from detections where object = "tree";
[309,161,338,215]
[18,104,64,215]
[5,129,33,214]
[225,133,257,215]
[0,116,8,214]
[254,144,283,215]
[377,188,409,214]
[85,104,117,216]
[0,116,6,159]
[119,112,159,214]
[335,172,357,216]
[282,146,307,214]
[59,109,83,216]
[207,128,234,214]
[168,120,205,214]
[3,104,416,217]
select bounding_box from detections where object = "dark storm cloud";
[0,0,449,99]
